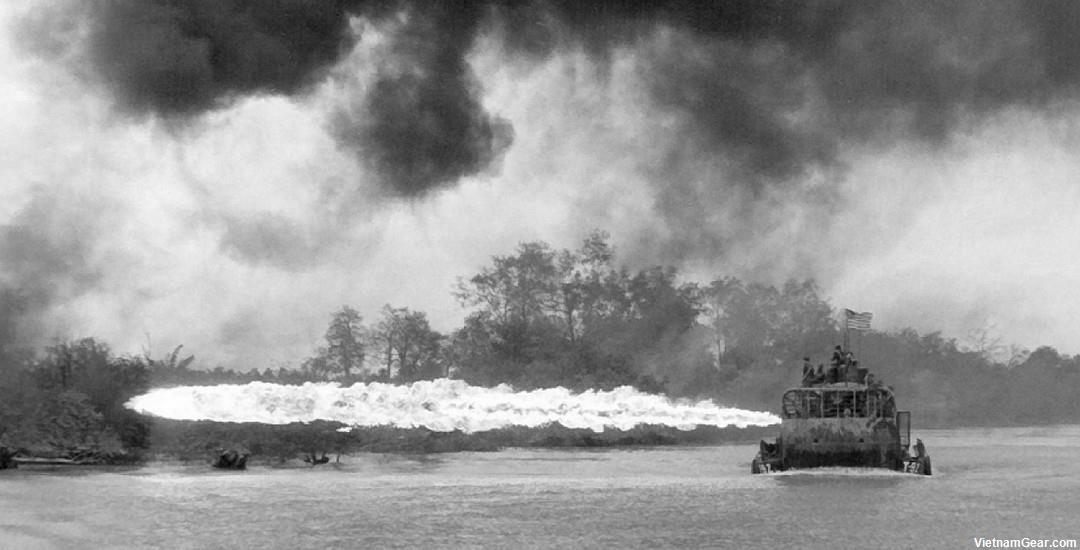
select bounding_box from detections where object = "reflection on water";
[1,426,1078,549]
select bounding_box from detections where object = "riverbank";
[11,417,1079,469]
[143,419,774,463]
[2,420,772,468]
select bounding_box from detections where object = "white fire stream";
[125,379,779,433]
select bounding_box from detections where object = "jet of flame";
[125,379,780,433]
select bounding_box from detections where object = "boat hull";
[751,414,930,475]
[778,417,904,470]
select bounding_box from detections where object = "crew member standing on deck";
[831,345,844,367]
[825,346,844,383]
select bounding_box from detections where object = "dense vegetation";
[3,231,1080,463]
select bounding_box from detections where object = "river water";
[1,425,1078,549]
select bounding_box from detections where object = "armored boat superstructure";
[751,356,931,475]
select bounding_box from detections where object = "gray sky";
[3,1,1080,369]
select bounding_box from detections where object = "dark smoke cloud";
[83,0,366,117]
[33,0,512,198]
[27,0,1080,266]
[331,2,514,197]
[496,0,850,60]
[0,187,105,355]
[490,0,1080,265]
[508,1,1080,138]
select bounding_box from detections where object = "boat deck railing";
[781,386,896,419]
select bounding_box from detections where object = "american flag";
[845,309,873,331]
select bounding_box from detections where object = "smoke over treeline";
[0,186,107,356]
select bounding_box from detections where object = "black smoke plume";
[331,1,514,197]
[26,0,1080,261]
[38,0,512,198]
[495,0,1080,264]
[84,0,366,116]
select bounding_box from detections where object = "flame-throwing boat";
[751,355,931,475]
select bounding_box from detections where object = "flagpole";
[842,309,849,351]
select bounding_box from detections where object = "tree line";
[4,230,1080,461]
[138,230,1080,425]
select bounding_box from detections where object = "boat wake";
[766,467,933,478]
[125,379,780,433]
